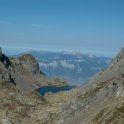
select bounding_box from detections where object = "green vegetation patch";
[116,105,124,113]
[93,104,124,124]
[106,110,119,123]
[0,68,3,74]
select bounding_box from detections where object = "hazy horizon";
[1,46,119,58]
[0,0,124,57]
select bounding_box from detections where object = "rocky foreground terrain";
[0,48,124,124]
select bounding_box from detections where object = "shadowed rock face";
[0,54,12,69]
[0,47,12,69]
[0,52,16,86]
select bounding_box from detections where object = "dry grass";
[93,107,108,122]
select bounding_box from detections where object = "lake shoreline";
[36,85,77,96]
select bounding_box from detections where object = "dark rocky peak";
[0,47,12,69]
[0,47,16,86]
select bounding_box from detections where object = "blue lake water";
[37,85,76,96]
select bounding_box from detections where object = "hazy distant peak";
[87,53,96,58]
[62,51,82,55]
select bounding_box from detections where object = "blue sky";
[0,0,124,57]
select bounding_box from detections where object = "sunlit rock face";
[18,54,41,74]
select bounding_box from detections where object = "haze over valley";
[29,50,111,85]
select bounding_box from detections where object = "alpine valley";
[0,48,124,124]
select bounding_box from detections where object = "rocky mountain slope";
[64,48,124,124]
[0,48,124,124]
[0,50,68,94]
[0,49,74,124]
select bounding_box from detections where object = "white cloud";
[39,61,58,68]
[60,60,75,69]
[62,51,82,59]
[67,59,86,62]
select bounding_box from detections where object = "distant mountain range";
[27,51,112,85]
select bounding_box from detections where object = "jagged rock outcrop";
[18,54,43,74]
[0,48,15,86]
